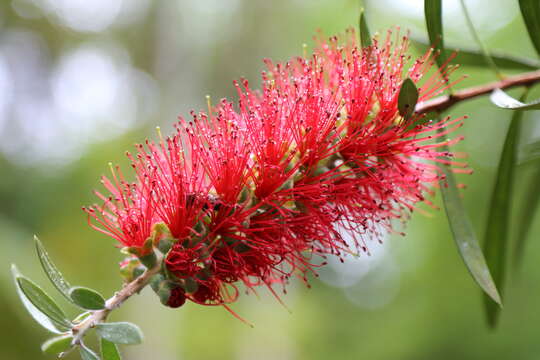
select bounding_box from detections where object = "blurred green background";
[2,0,540,359]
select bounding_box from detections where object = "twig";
[70,260,162,347]
[416,69,540,114]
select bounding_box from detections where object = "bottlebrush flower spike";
[85,28,468,318]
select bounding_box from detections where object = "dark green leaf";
[96,322,143,345]
[459,0,502,78]
[520,139,540,164]
[34,236,72,301]
[69,287,106,310]
[11,265,71,333]
[398,78,419,120]
[80,344,100,360]
[483,95,526,327]
[490,88,540,110]
[411,39,540,71]
[101,338,122,360]
[438,133,502,307]
[514,158,540,266]
[359,8,371,48]
[41,334,73,355]
[424,0,446,69]
[519,0,540,57]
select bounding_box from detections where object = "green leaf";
[490,88,540,110]
[424,0,446,69]
[519,0,540,57]
[34,236,72,301]
[514,158,540,266]
[101,338,122,360]
[96,322,143,345]
[438,134,502,308]
[69,286,106,310]
[411,39,540,71]
[80,344,100,360]
[459,0,502,78]
[11,265,71,333]
[358,8,371,48]
[397,78,419,120]
[41,334,73,355]
[483,94,526,327]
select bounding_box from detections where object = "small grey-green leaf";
[519,0,540,57]
[69,287,106,310]
[101,338,122,360]
[490,88,540,111]
[80,344,100,360]
[398,78,419,120]
[96,322,143,345]
[12,265,71,333]
[41,334,73,355]
[12,265,61,333]
[438,134,502,307]
[34,236,72,301]
[359,8,371,48]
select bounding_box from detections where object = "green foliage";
[424,0,446,69]
[96,322,144,345]
[101,338,122,360]
[438,130,501,306]
[11,265,71,333]
[41,334,74,355]
[397,78,418,120]
[80,344,100,360]
[411,39,540,71]
[483,93,527,327]
[69,286,106,310]
[358,8,371,48]
[34,235,72,301]
[519,0,540,57]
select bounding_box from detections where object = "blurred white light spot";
[344,259,401,310]
[53,47,119,120]
[42,0,122,32]
[319,229,388,288]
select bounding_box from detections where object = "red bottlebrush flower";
[85,28,468,318]
[83,164,156,252]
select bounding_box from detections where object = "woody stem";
[415,69,540,114]
[70,259,162,348]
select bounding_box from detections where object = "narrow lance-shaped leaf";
[358,8,372,48]
[519,0,540,57]
[411,39,540,71]
[80,344,100,360]
[437,129,502,307]
[101,337,122,360]
[459,0,502,79]
[491,88,540,111]
[34,236,72,301]
[424,0,446,69]
[96,322,143,345]
[398,78,419,120]
[483,92,527,327]
[11,265,71,333]
[41,334,74,355]
[69,286,106,310]
[514,158,540,266]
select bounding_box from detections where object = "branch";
[70,260,162,347]
[416,69,540,114]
